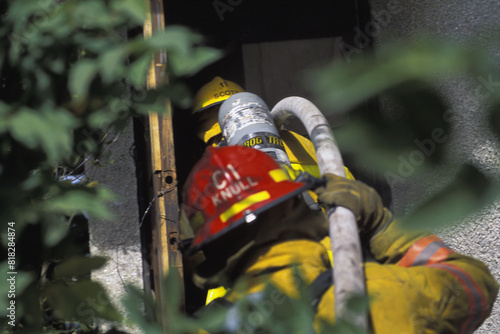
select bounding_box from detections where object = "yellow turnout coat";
[210,218,498,333]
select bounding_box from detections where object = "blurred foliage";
[0,0,219,332]
[1,0,499,332]
[307,37,500,228]
[122,269,369,334]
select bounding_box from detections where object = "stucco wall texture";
[88,122,143,334]
[368,0,500,332]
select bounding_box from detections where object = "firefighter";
[188,77,345,304]
[188,77,360,305]
[192,76,245,146]
[183,146,499,334]
[191,76,350,179]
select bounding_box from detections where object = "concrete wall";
[87,121,143,333]
[367,0,500,332]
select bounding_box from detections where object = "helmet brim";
[187,177,317,255]
[192,100,224,116]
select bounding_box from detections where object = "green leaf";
[76,35,113,54]
[35,67,51,91]
[0,102,9,133]
[0,47,5,70]
[70,0,113,30]
[43,283,81,321]
[7,0,42,24]
[69,59,99,98]
[21,169,43,191]
[20,283,46,327]
[43,216,70,247]
[121,284,163,334]
[47,57,66,75]
[0,265,35,318]
[8,107,78,162]
[146,26,201,51]
[111,0,147,24]
[335,83,451,173]
[329,319,368,334]
[162,270,182,311]
[88,110,116,129]
[308,39,472,113]
[45,187,115,220]
[136,84,191,113]
[402,164,496,229]
[128,53,152,87]
[169,46,222,76]
[0,263,11,315]
[196,306,227,333]
[53,256,107,280]
[37,7,73,39]
[387,82,450,148]
[99,47,128,83]
[44,280,123,323]
[104,329,131,334]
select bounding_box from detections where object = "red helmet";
[183,145,316,254]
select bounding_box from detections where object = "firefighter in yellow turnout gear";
[191,76,353,179]
[187,76,353,303]
[183,146,498,334]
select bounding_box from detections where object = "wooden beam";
[144,0,184,327]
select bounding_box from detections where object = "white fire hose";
[271,97,367,330]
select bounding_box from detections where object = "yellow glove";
[314,173,386,237]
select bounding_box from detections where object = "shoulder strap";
[308,269,334,311]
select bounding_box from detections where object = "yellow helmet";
[192,76,245,115]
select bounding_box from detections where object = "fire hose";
[218,93,367,328]
[270,97,367,330]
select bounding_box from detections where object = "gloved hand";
[314,173,387,236]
